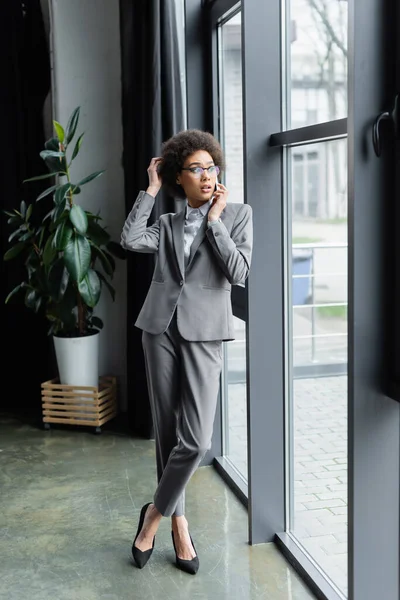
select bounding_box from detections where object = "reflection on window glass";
[218,12,244,203]
[175,0,187,127]
[289,0,348,128]
[218,12,247,480]
[222,316,247,481]
[288,138,348,596]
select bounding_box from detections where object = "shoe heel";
[171,530,199,575]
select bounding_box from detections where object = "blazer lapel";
[187,207,228,269]
[186,215,208,270]
[173,205,227,275]
[171,209,185,278]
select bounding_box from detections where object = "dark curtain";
[0,0,53,419]
[119,0,185,437]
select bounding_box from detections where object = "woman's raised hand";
[146,157,163,197]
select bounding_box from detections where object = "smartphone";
[212,175,219,200]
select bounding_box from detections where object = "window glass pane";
[218,11,247,481]
[288,138,348,596]
[175,0,187,128]
[218,12,244,203]
[222,316,248,481]
[288,0,348,128]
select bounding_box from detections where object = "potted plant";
[3,106,125,387]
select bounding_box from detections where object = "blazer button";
[180,280,184,286]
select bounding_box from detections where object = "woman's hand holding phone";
[208,178,229,222]
[146,157,163,198]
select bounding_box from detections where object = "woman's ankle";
[171,515,188,531]
[147,503,163,524]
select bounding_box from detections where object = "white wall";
[48,0,127,409]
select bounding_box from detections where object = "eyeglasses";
[181,165,220,178]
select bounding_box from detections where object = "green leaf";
[47,311,74,336]
[43,233,57,266]
[96,270,115,301]
[47,322,57,335]
[8,228,22,243]
[48,258,65,300]
[7,216,20,225]
[36,184,58,202]
[20,200,26,217]
[23,172,56,183]
[76,171,105,187]
[55,183,71,205]
[44,160,67,176]
[53,120,65,143]
[38,226,47,249]
[53,198,67,223]
[103,250,115,272]
[65,107,80,145]
[3,210,16,217]
[43,208,54,222]
[25,289,37,310]
[86,211,102,221]
[91,316,103,330]
[40,150,65,159]
[78,268,101,308]
[5,283,24,304]
[87,220,110,246]
[90,242,113,276]
[64,234,91,282]
[53,221,73,250]
[25,256,37,279]
[34,296,42,313]
[26,204,33,222]
[45,137,60,151]
[59,267,70,300]
[19,231,34,242]
[69,205,88,234]
[44,138,68,174]
[4,242,25,261]
[71,132,84,160]
[46,280,76,333]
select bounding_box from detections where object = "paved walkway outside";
[226,376,348,597]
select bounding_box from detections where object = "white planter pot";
[53,332,99,388]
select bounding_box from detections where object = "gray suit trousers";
[142,311,223,517]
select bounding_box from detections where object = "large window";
[289,0,347,128]
[222,316,248,480]
[285,1,349,595]
[288,139,348,596]
[217,8,247,482]
[193,0,398,597]
[218,11,244,205]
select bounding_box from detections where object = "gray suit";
[121,190,253,516]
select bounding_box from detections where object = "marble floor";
[0,416,317,600]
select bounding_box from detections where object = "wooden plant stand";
[41,376,117,434]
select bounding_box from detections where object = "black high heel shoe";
[132,502,155,568]
[171,530,199,575]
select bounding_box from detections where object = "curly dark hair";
[158,129,226,199]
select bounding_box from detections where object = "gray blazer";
[120,191,253,341]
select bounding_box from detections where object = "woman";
[120,129,253,574]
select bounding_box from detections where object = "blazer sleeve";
[205,204,253,286]
[120,190,160,254]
